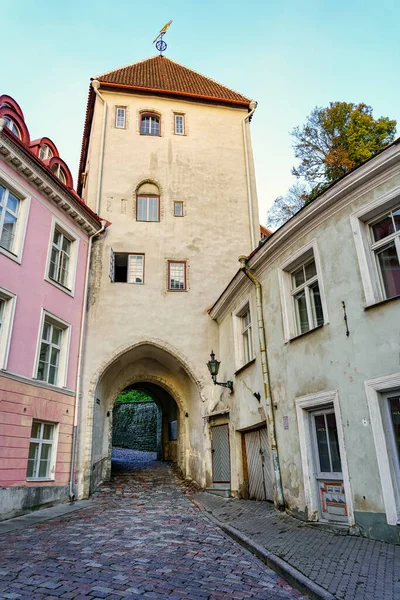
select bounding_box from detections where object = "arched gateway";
[77,340,207,498]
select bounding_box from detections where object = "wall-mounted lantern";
[206,350,234,392]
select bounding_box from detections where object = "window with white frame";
[140,113,160,136]
[111,252,145,284]
[26,421,56,480]
[279,241,328,342]
[51,163,67,184]
[36,315,69,386]
[0,183,20,253]
[39,144,53,161]
[174,114,185,135]
[369,206,400,300]
[3,116,21,138]
[168,261,186,291]
[291,258,324,335]
[233,300,255,370]
[241,307,253,365]
[385,391,400,495]
[136,195,159,222]
[174,201,183,217]
[48,227,73,289]
[115,107,126,129]
[0,288,16,370]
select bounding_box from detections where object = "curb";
[187,494,337,600]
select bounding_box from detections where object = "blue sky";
[3,0,399,223]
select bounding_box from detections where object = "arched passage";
[82,341,206,496]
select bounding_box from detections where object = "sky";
[3,0,400,225]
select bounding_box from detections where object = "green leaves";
[115,389,153,403]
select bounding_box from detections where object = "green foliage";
[115,389,153,403]
[292,102,396,186]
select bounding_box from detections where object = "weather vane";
[153,20,172,56]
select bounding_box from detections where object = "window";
[51,164,66,184]
[112,252,145,284]
[0,183,20,253]
[241,308,253,365]
[0,288,16,370]
[35,313,70,387]
[291,259,324,335]
[174,201,183,217]
[388,394,400,483]
[49,227,72,288]
[137,195,159,222]
[168,261,186,291]
[115,107,126,129]
[39,144,53,161]
[3,116,21,138]
[369,207,400,300]
[279,241,328,342]
[26,421,56,480]
[174,114,185,135]
[140,113,160,136]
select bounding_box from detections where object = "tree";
[266,182,309,229]
[115,389,153,403]
[291,102,396,186]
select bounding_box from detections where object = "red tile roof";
[95,56,251,105]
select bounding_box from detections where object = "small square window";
[174,201,183,217]
[115,107,126,129]
[26,421,56,480]
[168,261,186,291]
[174,114,185,135]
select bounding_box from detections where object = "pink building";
[0,95,104,518]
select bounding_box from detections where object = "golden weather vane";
[153,20,172,55]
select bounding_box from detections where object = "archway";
[82,341,206,496]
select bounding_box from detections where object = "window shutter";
[149,197,159,221]
[109,248,115,282]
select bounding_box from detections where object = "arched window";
[39,144,54,161]
[136,181,160,222]
[52,164,66,184]
[3,116,21,139]
[140,113,160,136]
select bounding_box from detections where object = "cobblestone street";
[0,449,306,600]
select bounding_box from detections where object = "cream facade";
[76,59,260,496]
[210,140,400,543]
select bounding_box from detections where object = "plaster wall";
[78,89,259,494]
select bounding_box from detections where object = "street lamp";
[206,350,234,392]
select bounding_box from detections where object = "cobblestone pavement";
[0,449,306,600]
[194,492,400,600]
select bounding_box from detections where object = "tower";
[77,54,260,496]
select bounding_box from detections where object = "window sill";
[26,478,54,482]
[45,276,74,297]
[167,289,188,293]
[0,245,21,264]
[364,294,400,311]
[234,358,256,376]
[288,324,324,343]
[139,133,161,137]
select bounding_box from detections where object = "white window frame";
[128,253,145,284]
[295,390,355,525]
[0,287,17,370]
[51,163,66,184]
[115,106,126,129]
[33,310,71,388]
[365,372,400,525]
[233,296,255,370]
[278,240,329,342]
[136,195,160,222]
[351,188,400,306]
[168,260,187,291]
[44,218,79,296]
[0,174,31,264]
[39,144,53,161]
[26,420,59,481]
[174,113,185,135]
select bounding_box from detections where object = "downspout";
[242,101,257,250]
[69,220,107,500]
[238,255,285,509]
[92,80,107,216]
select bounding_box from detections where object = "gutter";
[238,255,284,509]
[91,80,107,216]
[69,220,107,500]
[242,101,258,249]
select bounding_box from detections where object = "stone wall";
[112,402,161,452]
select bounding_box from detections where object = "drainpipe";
[92,80,107,216]
[69,220,107,500]
[238,255,284,509]
[242,101,257,250]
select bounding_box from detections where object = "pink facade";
[0,95,102,517]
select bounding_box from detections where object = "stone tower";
[76,55,260,496]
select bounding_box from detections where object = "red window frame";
[174,201,184,217]
[140,112,161,136]
[168,260,187,291]
[136,194,160,222]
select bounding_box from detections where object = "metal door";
[211,424,231,486]
[245,427,274,501]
